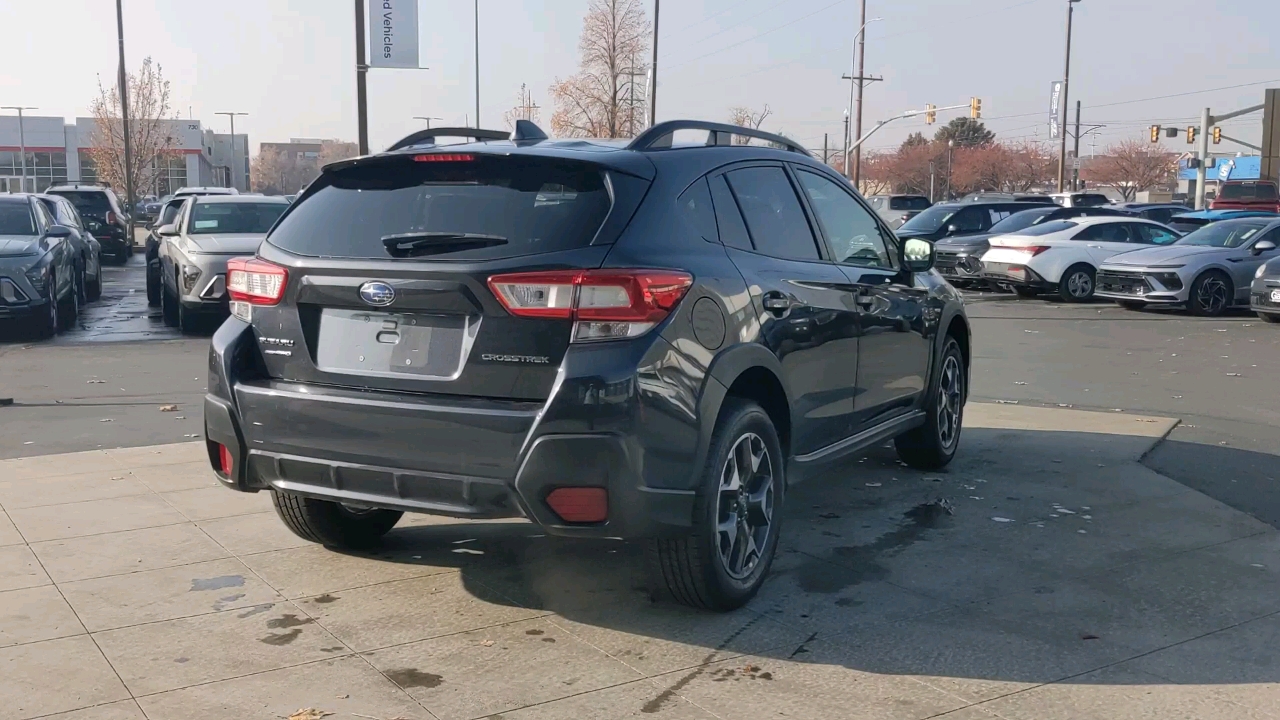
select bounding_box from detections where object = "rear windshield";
[189,202,287,234]
[1218,182,1279,201]
[1175,220,1269,248]
[0,202,36,235]
[888,196,931,211]
[48,191,111,217]
[989,207,1056,234]
[1016,220,1078,237]
[267,157,612,261]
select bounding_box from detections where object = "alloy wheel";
[1067,270,1093,299]
[715,432,775,580]
[937,354,964,450]
[1196,276,1229,314]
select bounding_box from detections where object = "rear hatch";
[47,190,112,224]
[243,150,647,403]
[1211,181,1280,212]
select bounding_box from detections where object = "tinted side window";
[57,200,80,228]
[795,170,892,268]
[707,175,753,251]
[160,200,185,226]
[951,207,987,232]
[1073,223,1130,242]
[1136,224,1179,245]
[32,201,54,231]
[1144,208,1174,224]
[677,178,719,244]
[724,167,820,261]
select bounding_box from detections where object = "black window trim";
[710,160,831,264]
[789,163,899,271]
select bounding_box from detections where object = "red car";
[1211,180,1280,213]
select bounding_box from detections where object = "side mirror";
[945,224,960,236]
[902,237,935,273]
[1252,240,1277,256]
[157,224,179,237]
[45,225,72,238]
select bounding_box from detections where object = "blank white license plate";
[1271,289,1280,303]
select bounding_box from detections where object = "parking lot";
[2,277,1279,719]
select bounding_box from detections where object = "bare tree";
[317,140,359,166]
[503,84,543,130]
[251,140,358,195]
[85,57,179,203]
[728,105,772,144]
[1004,140,1058,192]
[1083,139,1177,201]
[549,0,650,138]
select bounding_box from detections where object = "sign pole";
[355,0,369,154]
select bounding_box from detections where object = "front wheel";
[1189,271,1232,317]
[648,398,784,611]
[895,336,965,470]
[1058,264,1096,302]
[1258,312,1280,324]
[271,491,403,549]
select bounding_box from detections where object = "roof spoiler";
[628,120,810,156]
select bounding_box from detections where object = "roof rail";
[386,127,509,152]
[628,120,810,156]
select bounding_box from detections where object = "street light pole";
[1,107,35,191]
[852,0,867,186]
[649,0,660,127]
[215,112,248,191]
[1056,0,1080,192]
[115,0,136,228]
[474,0,481,128]
[946,139,954,200]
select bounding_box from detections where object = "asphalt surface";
[2,270,1278,529]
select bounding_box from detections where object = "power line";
[665,0,852,71]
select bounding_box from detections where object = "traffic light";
[1212,126,1222,144]
[1186,126,1197,144]
[1150,125,1161,143]
[970,97,982,119]
[925,104,936,125]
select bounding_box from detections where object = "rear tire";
[24,274,59,340]
[1118,300,1145,311]
[57,273,80,332]
[896,336,965,470]
[86,271,101,303]
[146,260,161,306]
[1259,312,1280,324]
[177,299,200,334]
[1058,264,1096,302]
[160,280,179,327]
[1189,270,1232,317]
[648,398,784,611]
[271,491,403,549]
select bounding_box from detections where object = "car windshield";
[48,191,110,219]
[188,202,288,234]
[1218,182,1278,201]
[989,208,1056,234]
[0,202,36,235]
[897,205,957,234]
[1013,220,1080,237]
[1174,220,1269,248]
[888,196,931,211]
[267,156,612,261]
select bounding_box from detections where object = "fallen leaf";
[864,482,882,487]
[1014,381,1027,385]
[991,517,1015,523]
[481,639,495,647]
[99,418,112,423]
[160,404,179,412]
[286,710,333,720]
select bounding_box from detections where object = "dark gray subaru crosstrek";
[204,120,971,611]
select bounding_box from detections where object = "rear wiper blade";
[381,232,509,257]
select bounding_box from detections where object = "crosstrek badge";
[481,354,551,364]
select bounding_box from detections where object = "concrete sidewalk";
[1,404,1278,720]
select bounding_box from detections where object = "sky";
[2,0,1278,157]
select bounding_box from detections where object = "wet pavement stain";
[524,629,544,635]
[834,597,863,607]
[321,646,346,653]
[312,594,339,604]
[541,637,556,643]
[259,629,302,646]
[266,614,314,629]
[386,668,444,689]
[237,603,274,619]
[190,575,245,592]
[796,501,952,594]
[173,657,189,663]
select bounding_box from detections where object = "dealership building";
[0,114,248,196]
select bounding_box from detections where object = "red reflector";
[227,257,288,305]
[545,487,608,523]
[218,444,233,475]
[413,153,475,162]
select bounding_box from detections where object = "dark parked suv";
[45,184,133,262]
[204,121,971,610]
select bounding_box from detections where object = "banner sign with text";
[369,0,419,69]
[1049,81,1063,139]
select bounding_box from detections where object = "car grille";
[1097,270,1150,296]
[936,252,982,276]
[1253,291,1280,309]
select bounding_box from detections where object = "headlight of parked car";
[1151,272,1184,290]
[1258,263,1271,279]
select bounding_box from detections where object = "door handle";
[761,291,792,315]
[1087,244,1104,248]
[854,289,876,309]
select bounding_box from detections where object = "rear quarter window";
[266,156,613,261]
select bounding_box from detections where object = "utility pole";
[215,112,248,191]
[1,107,35,192]
[946,139,954,200]
[474,0,481,128]
[413,116,442,129]
[842,15,882,182]
[115,0,136,235]
[649,0,660,127]
[355,0,369,154]
[516,84,540,123]
[843,111,850,174]
[1071,101,1081,191]
[1056,0,1080,192]
[929,160,936,202]
[823,133,829,165]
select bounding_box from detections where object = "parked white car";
[980,217,1181,301]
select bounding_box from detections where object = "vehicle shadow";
[317,425,1280,693]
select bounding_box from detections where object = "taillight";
[413,153,475,162]
[487,269,693,342]
[227,257,288,305]
[217,443,233,476]
[1023,246,1052,257]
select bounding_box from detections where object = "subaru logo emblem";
[358,281,395,307]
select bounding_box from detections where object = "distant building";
[0,114,248,196]
[260,138,325,162]
[1177,155,1262,196]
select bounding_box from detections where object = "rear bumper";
[981,263,1054,289]
[202,320,703,539]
